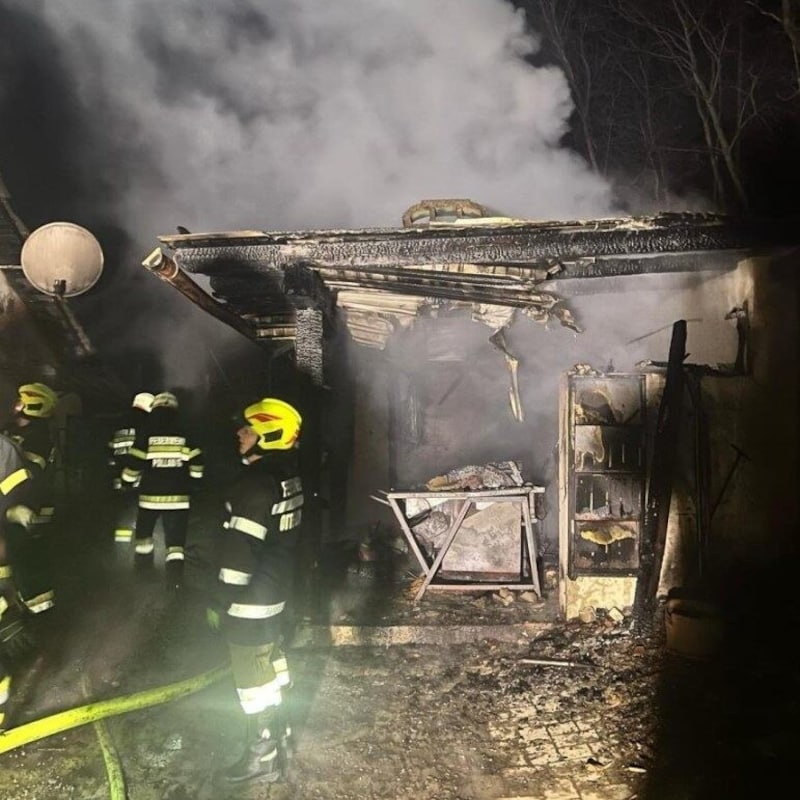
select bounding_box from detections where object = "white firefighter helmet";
[132,392,155,412]
[152,391,178,410]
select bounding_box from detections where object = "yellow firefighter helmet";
[17,382,58,418]
[244,397,302,451]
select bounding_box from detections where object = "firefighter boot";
[275,706,295,772]
[134,554,154,575]
[134,537,155,572]
[222,711,283,784]
[165,560,184,593]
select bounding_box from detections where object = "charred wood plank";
[2,267,94,360]
[686,373,712,581]
[142,248,256,341]
[634,320,687,627]
[317,264,548,287]
[321,277,559,309]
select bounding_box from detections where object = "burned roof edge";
[159,212,757,251]
[158,212,788,279]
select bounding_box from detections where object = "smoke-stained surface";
[357,268,746,552]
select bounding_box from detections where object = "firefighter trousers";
[133,506,189,564]
[113,490,138,543]
[227,641,291,718]
[4,520,55,615]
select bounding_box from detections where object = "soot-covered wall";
[341,257,798,566]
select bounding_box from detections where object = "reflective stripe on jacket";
[215,450,303,647]
[122,406,203,504]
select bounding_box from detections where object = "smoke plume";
[0,0,614,391]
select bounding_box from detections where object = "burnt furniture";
[386,486,543,601]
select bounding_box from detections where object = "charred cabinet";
[560,374,646,617]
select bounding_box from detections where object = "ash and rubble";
[1,451,798,800]
[1,485,798,800]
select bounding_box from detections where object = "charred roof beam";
[141,247,256,341]
[160,213,784,279]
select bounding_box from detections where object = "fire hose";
[0,664,230,757]
[91,709,127,800]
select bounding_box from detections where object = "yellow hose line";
[81,674,127,800]
[93,716,127,800]
[0,664,230,755]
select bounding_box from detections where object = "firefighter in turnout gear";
[109,392,154,544]
[121,391,203,589]
[211,397,304,784]
[0,431,39,730]
[4,383,59,617]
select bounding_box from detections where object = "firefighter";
[0,431,38,731]
[4,383,58,617]
[108,392,154,544]
[121,391,203,589]
[209,397,304,784]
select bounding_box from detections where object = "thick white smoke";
[11,0,613,237]
[4,1,747,551]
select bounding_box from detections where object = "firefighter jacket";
[215,449,303,648]
[0,433,35,532]
[121,406,203,509]
[108,407,150,488]
[6,417,54,524]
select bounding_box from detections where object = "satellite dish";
[20,221,104,297]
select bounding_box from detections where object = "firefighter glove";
[206,607,221,632]
[5,504,34,529]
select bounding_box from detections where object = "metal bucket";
[664,594,724,660]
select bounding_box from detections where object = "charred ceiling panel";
[209,271,296,339]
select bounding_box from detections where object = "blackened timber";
[317,264,547,287]
[319,269,555,299]
[634,321,687,626]
[209,270,290,306]
[321,278,558,309]
[3,268,93,360]
[317,252,742,281]
[686,373,712,580]
[162,213,779,278]
[141,248,257,341]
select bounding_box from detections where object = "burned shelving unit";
[560,372,647,617]
[569,375,646,576]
